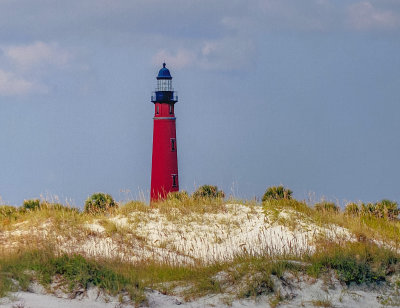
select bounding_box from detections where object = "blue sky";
[0,0,399,206]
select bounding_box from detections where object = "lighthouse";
[150,63,179,201]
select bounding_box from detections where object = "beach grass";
[0,195,399,304]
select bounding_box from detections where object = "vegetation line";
[0,185,399,305]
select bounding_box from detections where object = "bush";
[344,203,359,216]
[84,193,117,214]
[361,203,375,215]
[373,199,399,220]
[262,186,292,202]
[314,201,339,212]
[360,200,399,220]
[192,185,225,199]
[167,190,189,201]
[23,199,41,211]
[307,242,395,285]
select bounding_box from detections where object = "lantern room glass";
[157,79,172,91]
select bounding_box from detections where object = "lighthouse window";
[169,104,173,114]
[156,104,159,114]
[172,174,177,187]
[157,79,172,91]
[171,138,176,151]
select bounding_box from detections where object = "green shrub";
[344,203,360,216]
[22,199,41,211]
[84,193,117,214]
[314,201,339,212]
[262,186,292,202]
[192,185,225,199]
[307,242,396,285]
[309,252,374,284]
[167,190,189,201]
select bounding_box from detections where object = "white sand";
[0,204,354,265]
[2,275,399,308]
[72,204,352,264]
[0,291,122,308]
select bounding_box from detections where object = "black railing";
[151,91,178,103]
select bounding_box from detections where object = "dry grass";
[263,199,400,251]
[311,297,333,307]
[0,196,399,304]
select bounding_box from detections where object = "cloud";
[152,37,255,71]
[0,69,46,96]
[0,41,71,96]
[2,41,71,70]
[152,49,197,70]
[347,1,400,30]
[0,1,399,50]
[255,0,400,32]
[199,38,255,70]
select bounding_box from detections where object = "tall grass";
[0,249,145,303]
[306,241,399,284]
[1,241,397,302]
[263,199,400,248]
[0,196,399,304]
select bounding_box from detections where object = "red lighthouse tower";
[150,63,179,201]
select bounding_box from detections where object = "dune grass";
[263,199,400,247]
[0,249,146,303]
[1,241,398,303]
[306,241,399,284]
[0,196,399,304]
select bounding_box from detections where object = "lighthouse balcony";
[151,91,178,103]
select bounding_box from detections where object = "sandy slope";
[0,204,352,265]
[1,204,398,307]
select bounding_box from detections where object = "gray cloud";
[1,1,399,44]
[0,69,44,96]
[0,0,398,92]
[3,41,71,70]
[152,37,255,71]
[347,1,400,30]
[0,41,73,96]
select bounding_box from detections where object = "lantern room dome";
[157,63,172,79]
